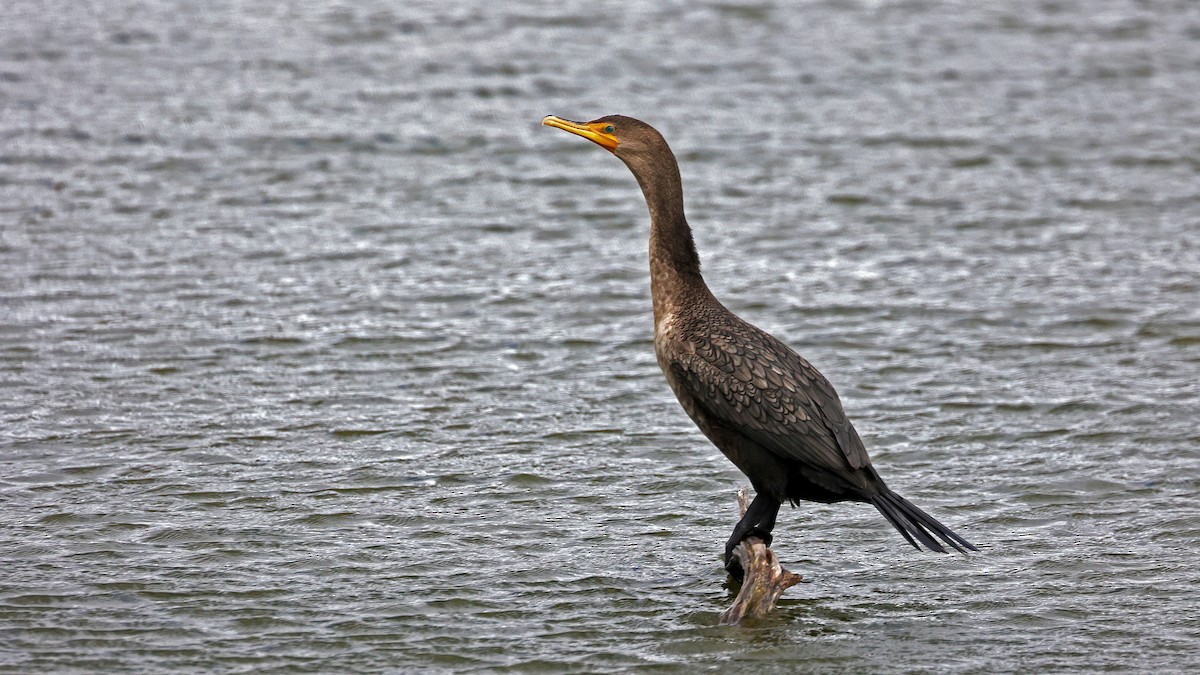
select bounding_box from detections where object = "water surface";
[2,0,1199,672]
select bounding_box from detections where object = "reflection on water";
[2,0,1198,671]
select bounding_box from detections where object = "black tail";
[870,489,977,553]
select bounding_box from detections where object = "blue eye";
[604,125,615,133]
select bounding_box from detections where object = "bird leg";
[723,492,781,582]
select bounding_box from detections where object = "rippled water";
[3,0,1199,671]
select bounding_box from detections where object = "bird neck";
[629,157,708,325]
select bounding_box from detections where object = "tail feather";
[870,489,977,554]
[872,495,923,550]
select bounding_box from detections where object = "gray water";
[3,0,1199,672]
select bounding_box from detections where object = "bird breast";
[654,310,675,341]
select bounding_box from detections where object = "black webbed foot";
[747,528,773,549]
[724,551,745,583]
[724,527,775,583]
[724,493,781,583]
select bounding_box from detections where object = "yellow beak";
[542,115,620,152]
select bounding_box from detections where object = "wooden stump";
[718,488,803,626]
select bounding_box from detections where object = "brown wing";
[669,316,872,474]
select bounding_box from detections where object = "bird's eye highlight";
[604,125,615,133]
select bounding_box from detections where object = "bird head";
[542,114,671,160]
[542,113,679,189]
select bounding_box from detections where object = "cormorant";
[542,114,976,578]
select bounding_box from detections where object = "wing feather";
[668,318,871,473]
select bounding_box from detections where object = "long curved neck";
[626,152,709,326]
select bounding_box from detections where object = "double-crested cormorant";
[543,114,976,577]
